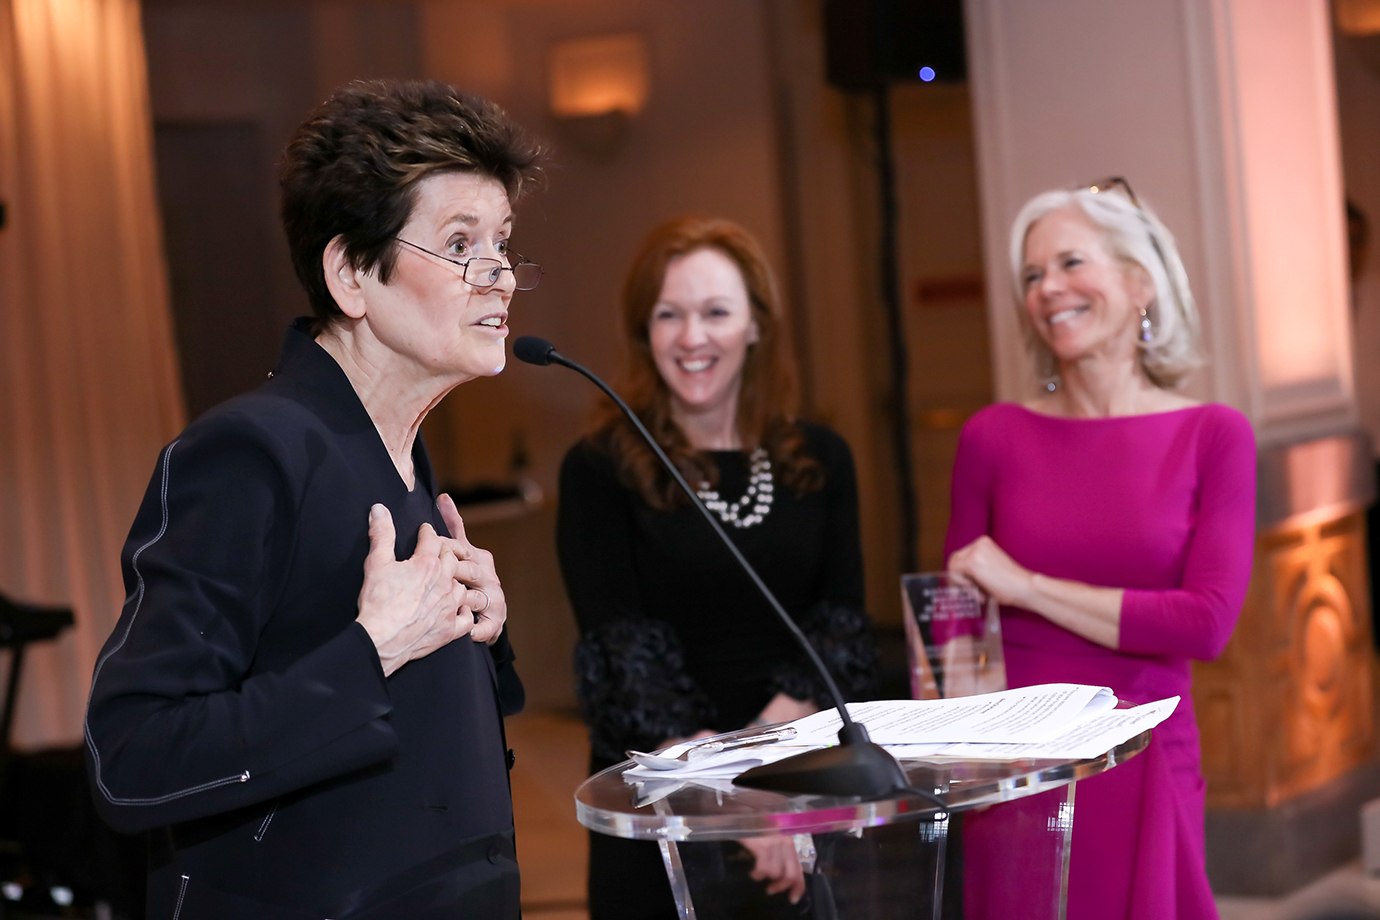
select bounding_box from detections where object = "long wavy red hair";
[596,215,822,509]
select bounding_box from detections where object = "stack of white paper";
[621,683,1178,784]
[879,697,1178,761]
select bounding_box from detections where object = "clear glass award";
[901,573,1007,700]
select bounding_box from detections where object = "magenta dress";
[944,403,1255,920]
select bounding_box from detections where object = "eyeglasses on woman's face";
[394,237,544,291]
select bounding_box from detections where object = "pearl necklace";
[697,447,774,529]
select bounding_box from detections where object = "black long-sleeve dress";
[84,321,523,919]
[556,420,877,920]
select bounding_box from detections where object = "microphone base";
[733,741,910,798]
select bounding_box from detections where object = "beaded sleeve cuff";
[769,600,881,708]
[575,618,718,763]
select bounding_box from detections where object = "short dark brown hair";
[597,215,822,509]
[280,79,546,330]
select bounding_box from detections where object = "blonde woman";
[946,179,1255,920]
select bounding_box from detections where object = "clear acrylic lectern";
[576,723,1148,920]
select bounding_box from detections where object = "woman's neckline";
[1011,401,1209,422]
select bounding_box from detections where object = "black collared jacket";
[84,321,523,919]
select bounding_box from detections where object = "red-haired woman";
[557,216,878,920]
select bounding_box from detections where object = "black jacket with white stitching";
[84,320,522,918]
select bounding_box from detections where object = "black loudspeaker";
[824,0,966,90]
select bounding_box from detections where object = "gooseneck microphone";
[514,335,910,798]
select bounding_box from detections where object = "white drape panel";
[0,0,184,748]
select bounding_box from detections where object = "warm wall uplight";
[1337,0,1380,35]
[548,32,649,118]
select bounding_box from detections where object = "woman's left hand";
[947,535,1033,607]
[438,494,507,645]
[739,836,807,904]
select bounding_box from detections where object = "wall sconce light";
[1337,0,1380,35]
[547,32,649,158]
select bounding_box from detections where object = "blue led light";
[919,66,936,82]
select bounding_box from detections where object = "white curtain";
[0,0,184,748]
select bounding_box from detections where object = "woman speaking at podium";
[557,216,878,920]
[85,81,538,918]
[945,179,1255,920]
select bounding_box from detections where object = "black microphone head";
[513,336,557,366]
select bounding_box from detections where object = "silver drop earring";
[1139,305,1152,343]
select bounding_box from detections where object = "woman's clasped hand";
[946,535,1032,608]
[357,494,507,677]
[740,836,808,905]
